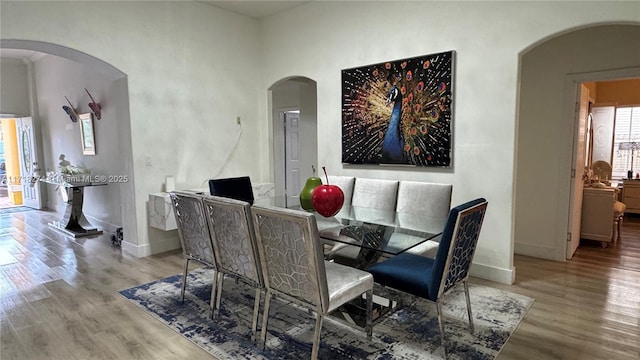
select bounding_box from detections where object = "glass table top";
[255,197,446,256]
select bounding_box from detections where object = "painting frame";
[79,112,96,155]
[341,50,454,167]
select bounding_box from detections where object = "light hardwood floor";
[0,209,639,359]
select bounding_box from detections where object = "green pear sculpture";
[300,165,322,210]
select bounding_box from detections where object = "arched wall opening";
[514,23,640,260]
[268,76,318,204]
[0,39,136,247]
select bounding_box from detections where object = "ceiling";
[0,2,308,61]
[199,1,310,19]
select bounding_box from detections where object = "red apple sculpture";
[311,167,344,217]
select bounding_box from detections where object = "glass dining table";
[254,197,448,328]
[256,197,447,268]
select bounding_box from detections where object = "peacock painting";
[341,51,453,167]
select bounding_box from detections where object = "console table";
[41,178,107,238]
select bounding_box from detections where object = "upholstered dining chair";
[394,181,452,257]
[202,195,264,339]
[326,175,355,206]
[328,178,399,264]
[208,176,255,204]
[395,181,452,218]
[169,192,218,318]
[251,205,374,360]
[367,198,488,359]
[351,178,399,211]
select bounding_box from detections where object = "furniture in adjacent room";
[202,195,264,340]
[592,160,613,185]
[40,177,107,238]
[621,180,640,214]
[169,192,218,317]
[367,198,488,359]
[251,205,374,360]
[581,186,626,247]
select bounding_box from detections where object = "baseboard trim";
[85,215,119,234]
[515,242,562,261]
[147,235,181,256]
[121,236,181,258]
[470,262,515,285]
[122,240,150,258]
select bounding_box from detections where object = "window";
[612,106,640,179]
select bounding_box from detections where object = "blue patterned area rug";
[120,268,533,360]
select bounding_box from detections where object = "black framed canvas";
[341,51,454,167]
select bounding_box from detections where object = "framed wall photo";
[341,51,454,167]
[79,113,96,155]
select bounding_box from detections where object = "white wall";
[34,54,125,231]
[260,1,640,283]
[515,24,640,260]
[299,81,318,180]
[2,0,638,283]
[1,1,264,257]
[0,59,29,115]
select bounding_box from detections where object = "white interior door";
[284,111,301,207]
[567,84,590,259]
[16,117,43,209]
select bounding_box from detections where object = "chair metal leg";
[463,280,474,333]
[311,314,324,360]
[214,272,224,318]
[260,291,272,349]
[181,258,190,303]
[436,301,448,360]
[209,270,218,319]
[251,287,261,341]
[365,290,373,339]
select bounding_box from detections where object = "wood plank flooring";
[1,209,639,359]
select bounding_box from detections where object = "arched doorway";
[0,39,135,244]
[268,77,318,206]
[514,24,640,261]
